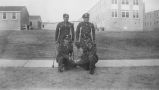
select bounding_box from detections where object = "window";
[2,12,7,20]
[145,22,146,26]
[12,12,17,19]
[133,10,139,18]
[112,0,118,4]
[150,14,151,18]
[157,12,159,17]
[122,10,129,18]
[30,22,32,26]
[112,9,118,18]
[150,22,152,26]
[122,0,129,5]
[133,0,139,5]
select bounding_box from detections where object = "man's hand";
[75,42,81,49]
[93,41,96,46]
[55,41,59,45]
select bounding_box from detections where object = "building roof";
[145,10,159,14]
[29,16,41,20]
[0,6,27,11]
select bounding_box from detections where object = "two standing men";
[55,13,98,74]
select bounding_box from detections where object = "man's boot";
[58,58,64,72]
[89,62,95,74]
[58,63,64,72]
[89,67,95,74]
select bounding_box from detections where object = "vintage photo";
[0,0,159,90]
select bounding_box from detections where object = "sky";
[0,0,159,22]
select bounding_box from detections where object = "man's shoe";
[58,64,64,72]
[89,68,95,75]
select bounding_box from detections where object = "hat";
[82,13,90,18]
[63,13,69,18]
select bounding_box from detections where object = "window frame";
[112,9,118,18]
[112,0,118,4]
[2,12,7,20]
[122,0,129,5]
[121,10,129,18]
[12,12,17,20]
[133,10,139,19]
[133,0,139,5]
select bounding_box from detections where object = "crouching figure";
[56,35,76,72]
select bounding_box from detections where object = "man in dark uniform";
[55,14,76,72]
[75,13,98,74]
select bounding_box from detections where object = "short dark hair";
[63,13,69,18]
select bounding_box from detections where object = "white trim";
[111,4,118,9]
[121,5,130,10]
[133,5,139,10]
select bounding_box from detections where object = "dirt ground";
[0,66,159,90]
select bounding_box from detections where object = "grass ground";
[0,67,159,90]
[0,30,159,60]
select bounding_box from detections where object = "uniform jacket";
[55,21,74,43]
[76,22,95,43]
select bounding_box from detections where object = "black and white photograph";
[0,0,159,90]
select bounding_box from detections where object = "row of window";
[112,0,139,5]
[145,12,159,19]
[145,21,159,26]
[112,10,139,18]
[2,12,17,20]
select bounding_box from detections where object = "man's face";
[63,17,69,22]
[83,17,89,22]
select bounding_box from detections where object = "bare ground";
[0,67,159,90]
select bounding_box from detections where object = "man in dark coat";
[55,14,76,72]
[75,13,98,74]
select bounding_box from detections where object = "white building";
[87,0,145,31]
[42,21,80,30]
[144,10,159,31]
[29,15,42,30]
[0,6,29,30]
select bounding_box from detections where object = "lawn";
[0,30,159,60]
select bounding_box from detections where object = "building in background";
[29,15,42,30]
[42,22,58,30]
[144,10,159,31]
[87,0,145,31]
[0,6,29,30]
[42,21,80,30]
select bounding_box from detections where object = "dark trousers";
[56,52,76,70]
[76,51,98,70]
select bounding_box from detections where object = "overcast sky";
[0,0,159,22]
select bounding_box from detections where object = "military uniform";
[55,14,76,72]
[55,22,74,43]
[75,13,98,74]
